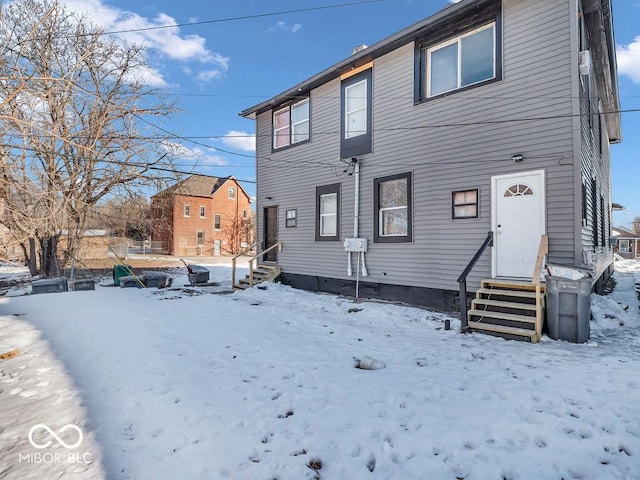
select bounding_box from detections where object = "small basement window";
[452,189,478,219]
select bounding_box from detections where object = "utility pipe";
[354,160,368,277]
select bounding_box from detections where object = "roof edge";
[239,0,490,119]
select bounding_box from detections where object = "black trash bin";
[545,275,592,343]
[186,265,210,284]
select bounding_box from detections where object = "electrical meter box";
[343,238,368,252]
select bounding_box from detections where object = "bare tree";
[0,0,176,275]
[92,194,152,240]
[222,211,253,255]
[633,217,640,236]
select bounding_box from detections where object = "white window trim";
[196,231,205,246]
[319,193,337,237]
[200,206,206,218]
[273,99,310,149]
[273,106,290,149]
[426,22,496,98]
[379,205,408,237]
[184,204,190,218]
[228,187,236,199]
[214,214,221,230]
[292,99,310,143]
[344,79,367,139]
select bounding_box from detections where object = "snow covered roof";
[612,226,640,238]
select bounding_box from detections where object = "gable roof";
[154,174,221,199]
[153,174,252,203]
[211,177,253,203]
[612,226,640,238]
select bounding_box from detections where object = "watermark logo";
[20,424,92,465]
[28,424,83,449]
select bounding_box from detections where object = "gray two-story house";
[240,0,620,342]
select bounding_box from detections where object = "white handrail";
[232,241,282,287]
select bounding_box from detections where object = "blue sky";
[61,0,640,227]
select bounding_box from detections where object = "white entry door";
[492,170,546,278]
[214,240,221,256]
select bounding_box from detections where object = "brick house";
[151,175,253,256]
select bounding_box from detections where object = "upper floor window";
[214,214,221,230]
[374,172,412,243]
[345,80,367,139]
[273,98,310,150]
[228,186,236,199]
[416,16,501,102]
[184,204,190,217]
[200,206,206,218]
[242,209,248,219]
[428,23,495,97]
[316,184,340,241]
[341,68,372,158]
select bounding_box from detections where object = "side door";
[492,170,546,278]
[263,206,278,262]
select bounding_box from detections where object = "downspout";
[354,160,368,278]
[347,159,359,277]
[347,159,368,282]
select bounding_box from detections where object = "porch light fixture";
[512,154,524,163]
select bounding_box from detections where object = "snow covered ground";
[0,259,639,480]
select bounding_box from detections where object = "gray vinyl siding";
[577,14,613,274]
[256,0,584,292]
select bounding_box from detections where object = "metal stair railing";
[457,231,493,333]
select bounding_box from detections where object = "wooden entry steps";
[233,265,281,290]
[468,279,545,343]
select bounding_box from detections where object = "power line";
[5,107,639,141]
[81,1,383,37]
[1,141,258,183]
[165,91,640,101]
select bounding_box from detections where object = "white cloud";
[617,37,640,83]
[162,142,227,166]
[60,0,229,84]
[221,131,256,153]
[196,70,223,83]
[126,65,168,88]
[268,21,302,33]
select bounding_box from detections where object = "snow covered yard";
[0,260,639,480]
